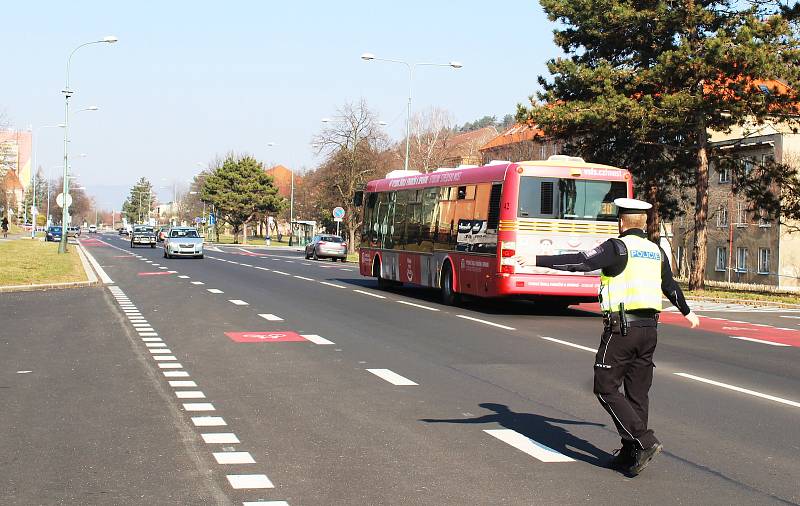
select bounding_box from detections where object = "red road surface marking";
[138,271,174,276]
[225,331,307,343]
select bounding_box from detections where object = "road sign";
[55,193,73,208]
[209,213,216,225]
[333,206,345,219]
[194,217,202,224]
[225,331,307,343]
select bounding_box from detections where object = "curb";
[0,280,98,293]
[684,296,800,309]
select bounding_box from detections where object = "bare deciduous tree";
[402,107,455,172]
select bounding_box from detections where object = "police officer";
[535,198,699,476]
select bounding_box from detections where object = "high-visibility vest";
[599,235,663,312]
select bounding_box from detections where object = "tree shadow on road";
[420,403,613,467]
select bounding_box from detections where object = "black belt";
[606,312,659,323]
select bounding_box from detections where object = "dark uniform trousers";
[593,321,660,450]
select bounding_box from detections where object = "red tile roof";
[479,122,544,151]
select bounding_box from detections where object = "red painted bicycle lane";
[573,303,800,347]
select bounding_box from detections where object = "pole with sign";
[333,206,345,237]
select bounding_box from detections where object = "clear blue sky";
[2,0,559,208]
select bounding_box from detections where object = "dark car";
[305,234,347,262]
[45,226,63,242]
[130,225,157,248]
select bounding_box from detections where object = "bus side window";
[420,189,437,253]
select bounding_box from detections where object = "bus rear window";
[518,177,627,221]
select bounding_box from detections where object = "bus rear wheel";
[441,266,461,306]
[374,258,391,290]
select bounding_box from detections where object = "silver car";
[164,227,204,259]
[305,234,347,262]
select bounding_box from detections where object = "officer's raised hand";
[684,311,700,328]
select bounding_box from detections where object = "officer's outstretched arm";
[684,311,700,328]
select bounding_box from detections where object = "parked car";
[130,225,157,248]
[305,234,347,262]
[88,225,97,234]
[45,226,63,242]
[118,227,129,236]
[157,226,170,242]
[66,226,81,237]
[163,227,203,259]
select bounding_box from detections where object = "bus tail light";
[501,265,515,274]
[500,241,516,258]
[501,248,515,258]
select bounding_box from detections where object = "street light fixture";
[59,35,118,253]
[361,51,462,171]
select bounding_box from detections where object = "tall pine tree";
[520,0,800,289]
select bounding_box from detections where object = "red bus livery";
[356,156,633,306]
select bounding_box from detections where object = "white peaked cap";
[614,198,652,214]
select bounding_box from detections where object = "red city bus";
[356,156,633,306]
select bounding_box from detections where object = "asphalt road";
[3,232,799,505]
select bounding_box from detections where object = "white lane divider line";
[354,289,386,299]
[159,363,183,369]
[213,452,256,464]
[240,263,253,267]
[243,502,290,506]
[153,355,178,361]
[151,263,160,266]
[272,270,290,276]
[192,416,226,427]
[780,315,800,319]
[178,275,190,279]
[146,343,167,348]
[729,336,790,346]
[366,368,418,386]
[169,380,197,387]
[150,349,173,354]
[540,336,595,353]
[226,474,274,489]
[176,391,206,399]
[456,314,516,330]
[183,402,216,411]
[164,371,190,378]
[254,266,270,271]
[320,281,346,288]
[301,334,335,345]
[229,299,249,305]
[201,433,240,444]
[158,267,168,270]
[139,332,159,337]
[293,275,314,281]
[142,337,162,342]
[259,314,284,321]
[397,300,439,311]
[484,429,575,462]
[207,288,224,294]
[674,373,800,408]
[191,281,205,285]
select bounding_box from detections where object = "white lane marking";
[780,315,800,319]
[258,314,283,321]
[139,332,159,337]
[178,275,190,279]
[243,502,290,506]
[366,368,418,386]
[158,363,183,369]
[150,349,173,354]
[540,336,595,353]
[191,281,205,285]
[229,299,249,305]
[729,336,790,346]
[484,429,575,462]
[16,371,32,374]
[302,263,312,266]
[272,270,290,276]
[207,289,224,294]
[142,337,162,342]
[146,343,167,348]
[176,391,206,399]
[397,300,439,311]
[158,267,168,270]
[254,266,270,271]
[339,268,351,271]
[354,289,386,299]
[164,371,190,378]
[301,334,335,345]
[132,323,151,327]
[675,373,800,408]
[319,281,346,288]
[201,433,240,444]
[151,263,161,266]
[183,402,215,411]
[284,260,294,263]
[456,314,516,330]
[169,380,197,387]
[213,452,256,464]
[192,416,226,427]
[153,355,178,361]
[136,328,156,332]
[240,263,253,267]
[226,474,274,489]
[752,324,771,327]
[776,327,796,331]
[293,275,313,281]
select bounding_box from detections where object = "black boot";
[628,443,663,476]
[610,442,635,470]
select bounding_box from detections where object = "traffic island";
[0,240,97,292]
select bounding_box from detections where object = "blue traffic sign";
[209,213,216,225]
[333,206,345,219]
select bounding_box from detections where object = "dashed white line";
[213,452,255,464]
[397,300,439,311]
[240,263,253,267]
[192,416,226,427]
[164,371,190,378]
[301,334,335,345]
[178,275,190,279]
[226,474,274,489]
[456,314,516,330]
[158,266,168,270]
[153,355,178,361]
[169,380,197,387]
[142,337,162,342]
[484,429,574,462]
[191,281,205,285]
[183,402,216,411]
[149,349,172,354]
[319,281,346,288]
[201,433,239,444]
[366,368,418,386]
[293,275,313,281]
[175,391,206,399]
[139,332,159,337]
[674,373,800,408]
[539,336,595,353]
[207,288,224,294]
[258,314,284,321]
[229,299,249,305]
[272,270,290,276]
[254,266,270,271]
[159,363,183,369]
[146,343,167,348]
[729,336,790,346]
[353,289,386,299]
[243,502,289,506]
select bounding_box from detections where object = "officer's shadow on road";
[420,403,612,467]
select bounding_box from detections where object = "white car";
[164,227,204,259]
[88,225,97,234]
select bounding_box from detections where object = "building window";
[758,209,771,227]
[718,165,731,183]
[736,247,748,273]
[736,200,747,227]
[716,205,728,227]
[715,247,727,272]
[758,248,770,274]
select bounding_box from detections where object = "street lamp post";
[361,52,462,172]
[58,36,117,254]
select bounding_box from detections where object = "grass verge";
[0,240,87,286]
[680,283,800,306]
